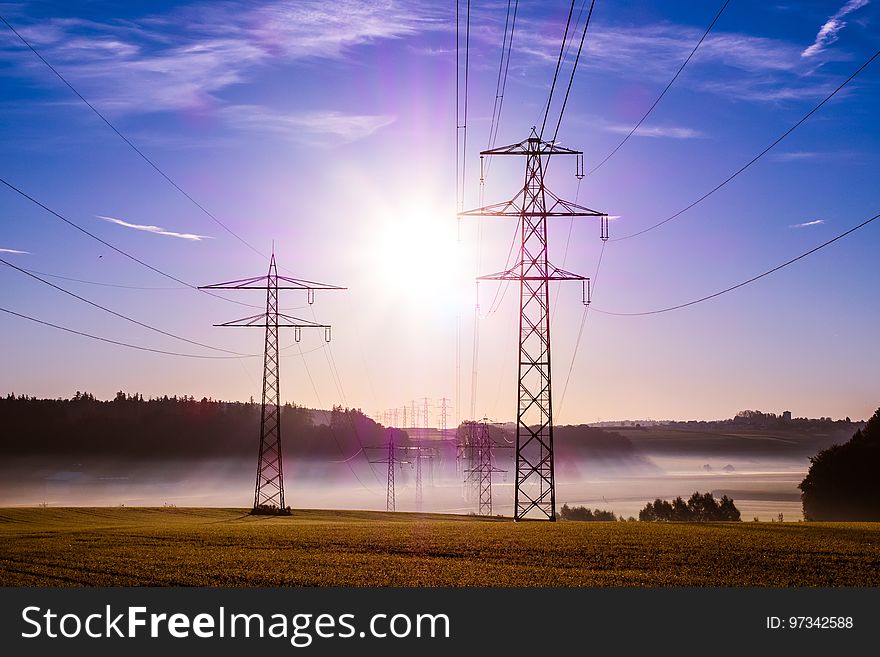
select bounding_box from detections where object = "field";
[1,508,879,587]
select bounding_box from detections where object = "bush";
[559,504,617,521]
[800,407,880,521]
[639,492,740,521]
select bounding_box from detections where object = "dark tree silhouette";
[559,504,617,521]
[799,407,880,521]
[639,492,740,521]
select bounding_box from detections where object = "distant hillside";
[611,423,860,458]
[459,423,659,476]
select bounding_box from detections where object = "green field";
[1,508,879,586]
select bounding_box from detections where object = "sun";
[366,207,474,317]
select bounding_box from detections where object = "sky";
[1,0,879,424]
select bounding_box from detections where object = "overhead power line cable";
[540,0,576,138]
[586,0,732,177]
[0,175,265,310]
[549,0,598,144]
[613,46,880,242]
[1,257,249,355]
[486,0,519,153]
[21,268,185,290]
[0,305,248,359]
[594,210,880,316]
[0,13,268,262]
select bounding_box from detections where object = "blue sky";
[1,0,878,423]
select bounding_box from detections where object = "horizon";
[1,388,868,425]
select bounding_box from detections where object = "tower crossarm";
[478,128,582,157]
[459,188,606,218]
[199,276,345,291]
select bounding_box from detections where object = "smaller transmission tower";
[463,420,505,516]
[385,430,396,512]
[200,250,343,515]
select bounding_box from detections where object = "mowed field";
[1,508,879,587]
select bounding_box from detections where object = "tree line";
[639,492,741,521]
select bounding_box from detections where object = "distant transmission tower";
[409,400,422,510]
[383,429,397,512]
[460,129,608,521]
[459,420,479,501]
[201,250,343,515]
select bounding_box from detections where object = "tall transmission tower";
[200,250,344,515]
[460,129,608,521]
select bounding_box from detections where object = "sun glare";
[367,208,473,317]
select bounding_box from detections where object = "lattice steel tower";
[460,129,608,521]
[201,250,343,514]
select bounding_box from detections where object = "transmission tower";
[409,400,422,510]
[385,430,397,512]
[368,428,407,512]
[439,397,451,437]
[421,397,434,486]
[459,420,480,501]
[460,129,608,521]
[200,250,343,515]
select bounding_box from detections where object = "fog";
[0,451,808,521]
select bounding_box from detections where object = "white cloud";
[222,106,395,144]
[802,0,870,58]
[790,219,825,228]
[0,248,30,254]
[504,16,855,104]
[97,215,212,241]
[2,1,442,114]
[772,151,822,161]
[603,123,703,139]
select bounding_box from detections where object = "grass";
[1,507,879,586]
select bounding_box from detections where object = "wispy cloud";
[772,151,824,161]
[502,15,856,105]
[802,0,870,58]
[221,106,395,144]
[0,248,30,254]
[790,219,825,228]
[603,123,704,139]
[97,215,212,241]
[2,1,442,114]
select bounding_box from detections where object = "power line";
[594,210,880,317]
[549,0,598,144]
[586,0,732,177]
[486,0,519,153]
[1,257,249,355]
[456,0,473,213]
[613,46,880,242]
[0,13,268,262]
[0,305,250,359]
[294,342,380,490]
[21,268,185,290]
[556,239,605,418]
[0,174,265,310]
[540,0,577,138]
